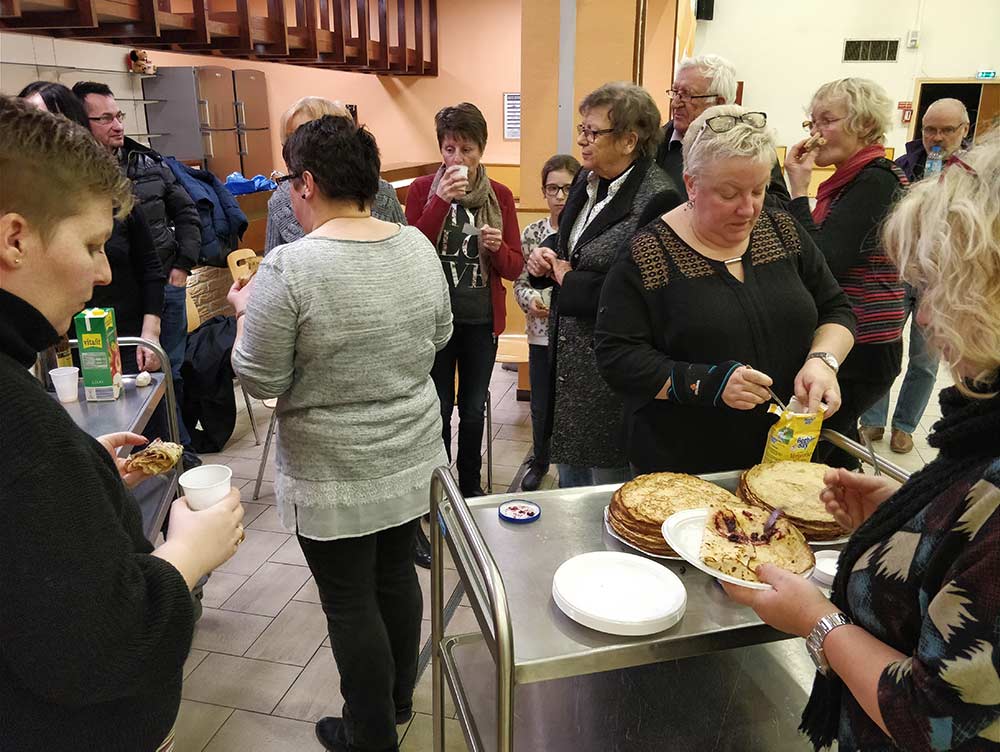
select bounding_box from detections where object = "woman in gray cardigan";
[230,116,451,752]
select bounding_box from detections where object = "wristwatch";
[807,351,840,374]
[806,611,852,675]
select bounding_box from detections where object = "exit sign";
[977,70,997,79]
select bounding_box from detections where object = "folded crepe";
[124,439,184,475]
[699,502,815,583]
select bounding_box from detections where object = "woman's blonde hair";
[810,78,892,146]
[682,104,776,177]
[882,129,1000,397]
[280,97,351,143]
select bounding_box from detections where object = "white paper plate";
[603,506,681,561]
[811,550,839,586]
[552,551,687,636]
[808,534,850,547]
[661,509,813,591]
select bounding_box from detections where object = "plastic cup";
[50,366,79,403]
[454,164,469,180]
[179,465,233,510]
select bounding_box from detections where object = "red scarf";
[812,144,886,224]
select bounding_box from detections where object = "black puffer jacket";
[120,137,201,274]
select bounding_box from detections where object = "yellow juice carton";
[73,307,123,401]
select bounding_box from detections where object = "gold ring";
[237,530,245,545]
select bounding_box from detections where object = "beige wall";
[519,0,562,208]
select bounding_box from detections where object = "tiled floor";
[176,342,948,751]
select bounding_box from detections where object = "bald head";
[922,98,969,157]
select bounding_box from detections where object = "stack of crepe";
[609,472,741,557]
[739,460,844,542]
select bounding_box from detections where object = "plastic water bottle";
[925,145,944,178]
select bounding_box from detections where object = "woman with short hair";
[785,78,908,469]
[265,96,405,253]
[726,131,1000,752]
[595,104,855,474]
[230,115,451,752]
[526,81,676,487]
[406,102,524,497]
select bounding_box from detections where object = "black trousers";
[430,322,497,494]
[528,343,551,466]
[297,520,422,751]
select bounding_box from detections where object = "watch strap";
[807,351,839,373]
[806,612,852,675]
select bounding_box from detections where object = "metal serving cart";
[429,430,909,752]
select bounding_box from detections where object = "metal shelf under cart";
[429,430,910,752]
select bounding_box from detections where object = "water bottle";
[925,145,944,178]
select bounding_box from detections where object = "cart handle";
[820,429,910,483]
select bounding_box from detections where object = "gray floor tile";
[248,505,291,533]
[400,713,469,751]
[496,423,533,442]
[245,600,329,666]
[239,502,270,526]
[227,457,275,482]
[201,572,249,609]
[269,536,309,567]
[223,562,312,617]
[215,529,289,576]
[412,661,457,719]
[293,577,321,604]
[191,607,272,655]
[203,709,323,751]
[252,481,277,505]
[488,438,532,467]
[173,699,234,752]
[271,646,343,723]
[183,648,210,679]
[183,653,301,714]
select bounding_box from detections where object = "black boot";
[413,523,431,570]
[315,717,349,752]
[521,459,549,492]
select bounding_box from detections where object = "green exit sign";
[977,70,997,79]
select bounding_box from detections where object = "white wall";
[693,0,1000,155]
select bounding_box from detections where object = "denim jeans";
[557,464,631,489]
[860,289,939,434]
[528,344,551,466]
[297,520,422,751]
[160,283,193,449]
[431,322,497,495]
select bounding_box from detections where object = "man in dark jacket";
[75,81,202,466]
[654,54,790,208]
[895,98,971,182]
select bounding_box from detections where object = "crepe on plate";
[609,472,740,556]
[739,461,845,541]
[699,502,815,583]
[123,439,184,475]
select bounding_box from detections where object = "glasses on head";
[922,124,964,137]
[89,111,126,125]
[543,184,572,198]
[701,112,767,133]
[576,123,616,144]
[802,116,844,131]
[666,89,718,102]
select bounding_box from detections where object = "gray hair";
[682,104,776,177]
[677,54,738,104]
[579,82,663,160]
[809,78,892,146]
[925,97,970,125]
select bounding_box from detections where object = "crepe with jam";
[123,439,184,475]
[739,461,845,541]
[699,503,815,583]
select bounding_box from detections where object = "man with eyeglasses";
[858,99,970,454]
[74,81,202,470]
[655,54,790,207]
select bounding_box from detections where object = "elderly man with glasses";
[655,54,790,207]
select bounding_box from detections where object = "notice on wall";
[503,92,521,141]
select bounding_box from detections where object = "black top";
[655,120,792,209]
[0,289,194,751]
[439,202,492,324]
[595,208,855,474]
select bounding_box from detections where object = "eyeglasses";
[273,172,300,185]
[88,111,126,125]
[802,116,844,131]
[576,123,616,144]
[922,125,965,137]
[543,184,572,198]
[666,89,719,102]
[691,112,767,150]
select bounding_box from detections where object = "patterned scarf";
[425,163,503,282]
[812,144,886,224]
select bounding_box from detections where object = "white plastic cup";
[179,465,233,510]
[50,366,79,403]
[454,164,469,180]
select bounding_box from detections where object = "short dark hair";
[541,154,581,187]
[435,102,488,151]
[17,81,90,130]
[71,81,115,100]
[282,115,380,211]
[579,82,663,159]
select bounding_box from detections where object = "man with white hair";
[860,98,971,453]
[655,54,790,206]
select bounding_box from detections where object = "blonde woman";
[726,133,1000,751]
[265,96,405,253]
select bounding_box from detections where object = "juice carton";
[73,307,123,401]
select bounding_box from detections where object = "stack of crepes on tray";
[738,460,844,542]
[609,472,742,556]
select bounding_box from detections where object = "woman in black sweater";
[785,78,908,469]
[0,98,244,751]
[596,105,855,474]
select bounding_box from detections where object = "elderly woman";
[595,105,855,474]
[265,96,405,253]
[0,97,243,751]
[725,133,1000,752]
[406,102,523,497]
[526,82,676,488]
[785,78,908,469]
[230,116,451,752]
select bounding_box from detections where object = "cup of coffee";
[49,366,79,404]
[179,464,233,510]
[454,164,469,180]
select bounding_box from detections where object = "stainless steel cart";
[429,430,909,752]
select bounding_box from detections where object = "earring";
[686,198,694,209]
[301,194,307,199]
